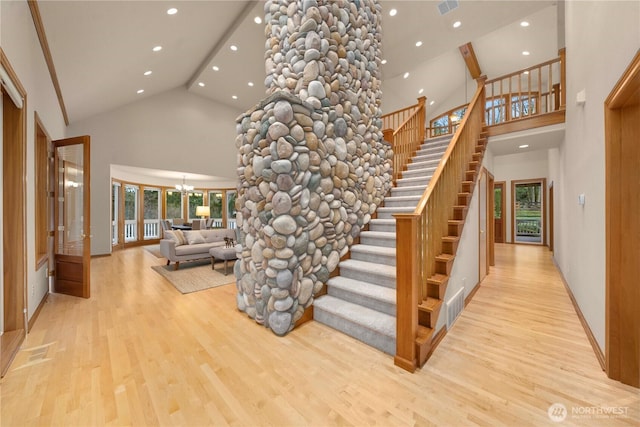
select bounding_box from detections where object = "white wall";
[491,149,549,243]
[1,1,68,320]
[557,0,640,351]
[66,88,241,255]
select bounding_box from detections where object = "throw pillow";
[184,231,205,245]
[174,229,187,246]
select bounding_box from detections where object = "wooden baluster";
[559,48,566,110]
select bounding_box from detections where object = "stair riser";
[407,160,440,171]
[369,221,396,233]
[435,259,453,275]
[442,241,459,255]
[351,250,396,266]
[313,308,396,355]
[402,168,436,179]
[383,198,420,208]
[377,209,413,219]
[327,286,396,316]
[340,265,396,288]
[427,283,446,300]
[396,177,431,188]
[416,147,446,157]
[419,306,442,328]
[360,235,396,248]
[391,187,426,197]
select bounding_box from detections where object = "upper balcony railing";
[426,49,566,138]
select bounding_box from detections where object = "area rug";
[151,260,235,294]
[144,244,163,258]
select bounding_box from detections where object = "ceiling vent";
[437,0,459,15]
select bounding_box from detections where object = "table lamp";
[196,205,210,219]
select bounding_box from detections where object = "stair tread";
[351,244,396,257]
[418,297,442,312]
[448,219,464,225]
[370,218,396,224]
[416,325,435,345]
[360,230,396,239]
[327,276,396,304]
[435,254,455,262]
[339,259,396,278]
[427,274,449,285]
[384,195,422,201]
[442,235,460,242]
[314,295,396,337]
[377,206,415,212]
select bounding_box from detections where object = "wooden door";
[605,51,639,388]
[53,136,91,298]
[494,182,505,243]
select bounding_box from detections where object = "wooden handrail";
[384,97,427,184]
[381,97,425,132]
[394,81,485,369]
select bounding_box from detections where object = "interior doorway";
[511,178,546,245]
[494,181,506,243]
[605,51,639,388]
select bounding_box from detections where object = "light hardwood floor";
[1,244,638,426]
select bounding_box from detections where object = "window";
[124,184,138,242]
[187,191,204,221]
[165,190,182,220]
[209,191,223,228]
[226,190,237,229]
[429,103,469,137]
[143,188,160,239]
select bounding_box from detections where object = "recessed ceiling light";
[453,21,462,28]
[381,59,387,65]
[522,51,530,56]
[137,89,144,94]
[143,70,152,76]
[415,41,423,47]
[523,70,530,75]
[389,9,397,17]
[254,16,262,24]
[152,46,162,52]
[167,8,177,15]
[232,95,238,100]
[230,45,238,52]
[198,82,205,87]
[248,82,254,87]
[430,100,435,106]
[212,65,219,71]
[418,88,424,94]
[520,21,530,27]
[403,72,410,79]
[519,144,529,148]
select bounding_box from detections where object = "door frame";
[1,49,28,377]
[494,181,506,244]
[605,50,640,387]
[478,168,489,281]
[548,181,554,252]
[487,171,495,266]
[510,178,547,246]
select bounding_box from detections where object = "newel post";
[394,213,420,372]
[417,96,427,142]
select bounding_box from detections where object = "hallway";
[0,244,637,426]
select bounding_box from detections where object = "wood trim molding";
[464,281,481,306]
[553,258,606,371]
[487,110,565,137]
[27,0,70,125]
[27,293,48,331]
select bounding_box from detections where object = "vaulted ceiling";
[37,0,558,124]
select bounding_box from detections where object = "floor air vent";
[446,288,465,329]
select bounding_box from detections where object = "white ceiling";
[37,0,562,179]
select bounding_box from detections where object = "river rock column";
[235,0,391,336]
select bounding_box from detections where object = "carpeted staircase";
[313,134,453,354]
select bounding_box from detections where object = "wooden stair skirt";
[414,131,488,367]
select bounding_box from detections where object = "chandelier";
[175,175,194,193]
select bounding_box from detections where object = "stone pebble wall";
[234,0,392,335]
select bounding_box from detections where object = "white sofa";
[160,228,236,270]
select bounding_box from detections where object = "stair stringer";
[415,130,489,366]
